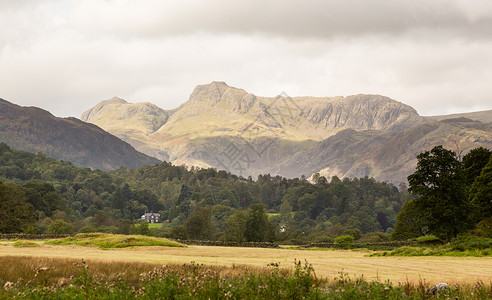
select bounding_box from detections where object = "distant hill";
[276,118,492,184]
[81,82,492,183]
[0,98,160,170]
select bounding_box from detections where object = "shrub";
[358,232,390,243]
[334,235,354,244]
[450,236,492,251]
[473,217,492,238]
[47,220,72,234]
[343,228,362,240]
[138,223,151,236]
[78,225,97,233]
[415,235,441,244]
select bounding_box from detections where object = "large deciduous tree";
[462,147,491,187]
[469,156,492,220]
[406,146,470,240]
[185,206,214,240]
[224,208,247,242]
[244,204,269,242]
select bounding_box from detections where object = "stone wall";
[0,233,72,240]
[174,239,279,248]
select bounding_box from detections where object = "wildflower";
[4,281,13,290]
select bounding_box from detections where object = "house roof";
[143,212,161,217]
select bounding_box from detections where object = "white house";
[141,212,161,223]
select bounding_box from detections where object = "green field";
[147,222,163,229]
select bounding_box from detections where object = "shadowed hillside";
[0,98,160,170]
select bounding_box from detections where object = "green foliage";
[334,235,354,244]
[373,235,492,257]
[0,181,35,233]
[406,146,470,241]
[13,241,40,247]
[473,217,492,237]
[462,147,491,186]
[47,219,73,234]
[415,235,440,243]
[79,225,97,233]
[245,204,269,242]
[185,206,214,240]
[21,181,68,217]
[3,259,491,299]
[393,146,492,241]
[45,233,185,248]
[0,142,409,243]
[392,199,427,240]
[358,232,390,243]
[450,236,492,251]
[469,156,492,220]
[166,225,188,240]
[224,208,247,242]
[137,222,151,236]
[117,219,133,234]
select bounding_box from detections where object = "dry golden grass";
[0,255,270,288]
[1,242,491,285]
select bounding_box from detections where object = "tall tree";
[244,204,269,242]
[407,145,470,240]
[224,208,247,242]
[0,181,36,233]
[462,147,492,187]
[469,156,492,220]
[185,206,214,240]
[392,199,429,240]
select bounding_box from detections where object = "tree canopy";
[0,181,35,233]
[394,145,491,241]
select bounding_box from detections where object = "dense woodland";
[0,142,490,244]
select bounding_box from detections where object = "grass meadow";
[1,235,492,298]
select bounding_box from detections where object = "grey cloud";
[65,0,492,40]
[0,0,491,118]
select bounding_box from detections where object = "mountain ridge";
[81,82,492,183]
[0,98,160,170]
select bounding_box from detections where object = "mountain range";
[0,98,160,170]
[81,82,492,184]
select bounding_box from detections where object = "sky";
[0,0,491,118]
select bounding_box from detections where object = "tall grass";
[0,256,491,299]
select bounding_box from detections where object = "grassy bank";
[44,233,184,249]
[0,256,491,299]
[371,236,492,257]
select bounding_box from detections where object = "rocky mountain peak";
[79,82,492,182]
[81,97,127,122]
[187,81,252,105]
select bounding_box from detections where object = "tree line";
[1,141,489,244]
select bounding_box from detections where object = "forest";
[0,142,490,244]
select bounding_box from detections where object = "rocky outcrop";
[81,96,169,134]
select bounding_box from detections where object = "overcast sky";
[1,0,491,117]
